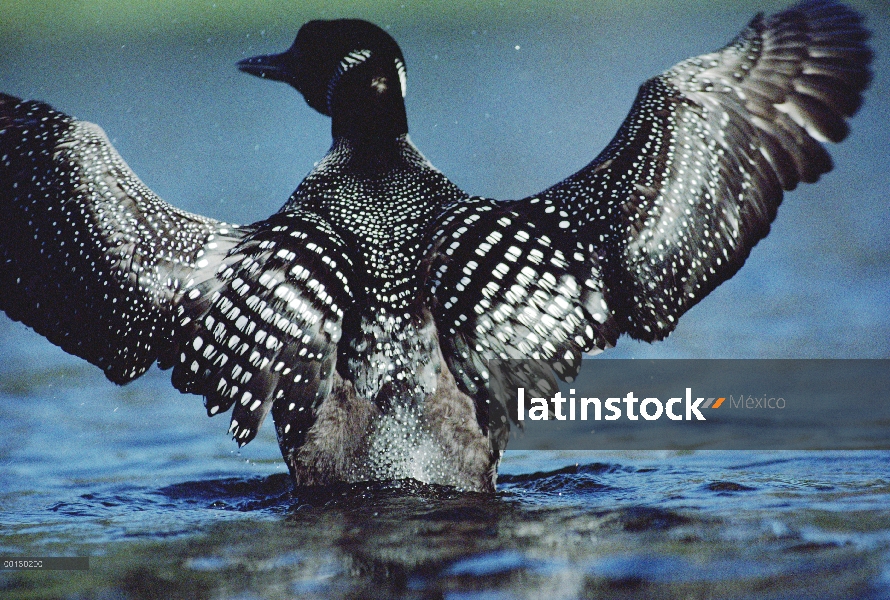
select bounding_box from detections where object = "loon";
[0,2,872,491]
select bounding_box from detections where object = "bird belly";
[286,318,497,492]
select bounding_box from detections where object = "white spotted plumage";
[0,2,871,491]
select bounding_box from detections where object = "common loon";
[0,2,872,491]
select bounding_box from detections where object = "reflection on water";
[3,453,890,599]
[0,0,889,597]
[2,359,889,597]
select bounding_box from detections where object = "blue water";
[1,1,889,597]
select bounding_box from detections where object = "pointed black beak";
[237,52,297,85]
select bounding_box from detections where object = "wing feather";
[169,211,353,448]
[536,0,871,341]
[0,94,242,383]
[0,96,354,453]
[424,0,870,447]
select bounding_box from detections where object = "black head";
[238,19,408,140]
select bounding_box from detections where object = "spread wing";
[0,95,351,452]
[168,211,352,450]
[424,0,871,446]
[0,93,242,383]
